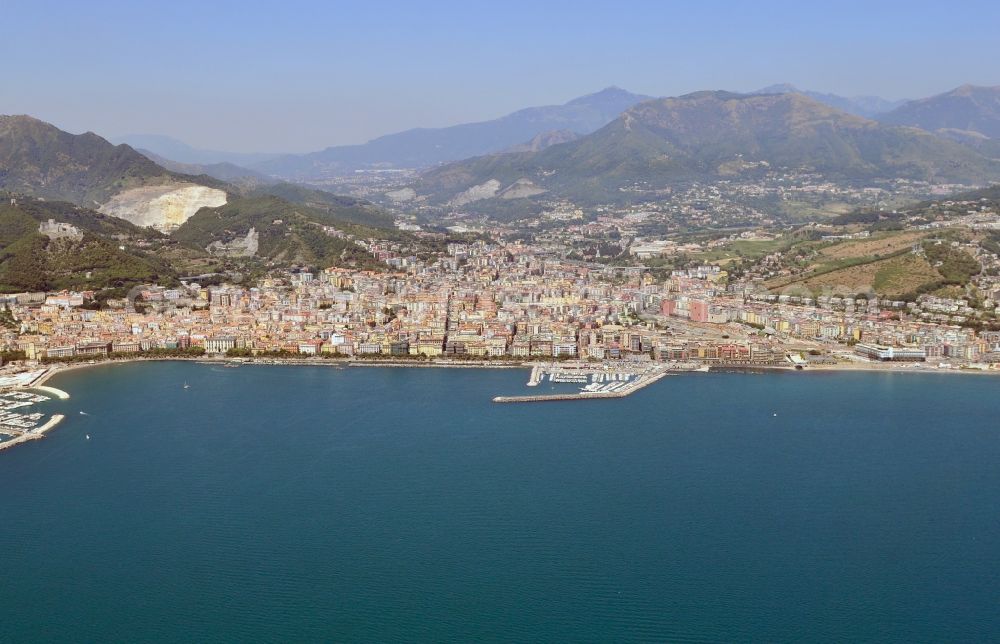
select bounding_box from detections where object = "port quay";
[493,361,707,403]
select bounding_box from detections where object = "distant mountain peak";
[948,84,999,96]
[756,83,799,94]
[680,89,752,101]
[879,84,1000,139]
[0,114,42,124]
[110,134,281,167]
[749,84,907,118]
[566,86,641,104]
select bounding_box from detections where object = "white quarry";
[207,227,259,257]
[385,187,416,202]
[99,184,228,231]
[498,178,547,200]
[448,179,502,207]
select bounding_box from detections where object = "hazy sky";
[3,0,998,153]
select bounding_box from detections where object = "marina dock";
[494,371,670,402]
[494,361,696,403]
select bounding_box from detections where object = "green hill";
[245,183,395,228]
[0,196,175,292]
[0,192,167,239]
[172,196,388,268]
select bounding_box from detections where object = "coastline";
[26,354,1000,391]
[717,361,1000,376]
[1,356,993,455]
[29,356,532,388]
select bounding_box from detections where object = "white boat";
[85,434,90,440]
[183,382,190,389]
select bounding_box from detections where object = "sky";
[3,0,999,153]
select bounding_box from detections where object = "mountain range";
[120,84,1000,187]
[9,83,1000,219]
[123,88,652,181]
[413,91,1000,209]
[253,87,651,179]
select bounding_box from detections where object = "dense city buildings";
[5,211,1000,372]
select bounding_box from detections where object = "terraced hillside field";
[765,230,952,298]
[775,253,942,298]
[817,231,926,260]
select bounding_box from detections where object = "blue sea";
[1,362,998,642]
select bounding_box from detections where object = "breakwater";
[32,385,70,400]
[0,413,65,451]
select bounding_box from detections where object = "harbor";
[0,367,71,451]
[0,389,68,451]
[495,361,707,403]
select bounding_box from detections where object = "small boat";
[79,411,88,416]
[183,382,190,389]
[85,434,90,440]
